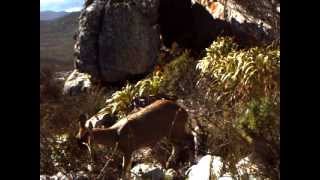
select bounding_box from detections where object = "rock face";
[190,1,276,49]
[158,0,275,54]
[204,1,279,45]
[74,0,160,83]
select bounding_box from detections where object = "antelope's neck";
[92,128,118,147]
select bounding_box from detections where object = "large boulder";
[74,0,105,79]
[74,0,160,83]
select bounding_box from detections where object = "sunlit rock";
[131,163,165,180]
[63,69,92,96]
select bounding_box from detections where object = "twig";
[96,142,119,180]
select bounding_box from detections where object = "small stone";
[63,69,92,96]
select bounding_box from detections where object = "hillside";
[40,11,80,70]
[40,39,280,179]
[40,11,69,21]
[40,0,280,179]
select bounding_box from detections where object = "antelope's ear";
[78,114,87,128]
[88,122,93,135]
[88,121,93,130]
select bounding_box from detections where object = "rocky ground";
[40,154,265,180]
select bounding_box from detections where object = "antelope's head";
[76,114,93,150]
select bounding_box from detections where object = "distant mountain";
[40,11,69,21]
[40,11,81,70]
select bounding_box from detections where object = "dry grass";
[40,66,116,175]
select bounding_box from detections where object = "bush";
[97,51,194,118]
[195,37,279,179]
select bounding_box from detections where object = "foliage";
[195,37,280,179]
[97,71,163,118]
[40,133,88,174]
[97,51,192,118]
[237,97,279,139]
[159,51,196,95]
[196,37,279,103]
[93,37,280,178]
[40,66,62,102]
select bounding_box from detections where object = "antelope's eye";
[78,128,86,136]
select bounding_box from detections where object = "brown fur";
[77,99,192,179]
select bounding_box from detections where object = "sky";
[40,0,84,12]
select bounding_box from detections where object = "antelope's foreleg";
[121,152,133,180]
[166,144,179,169]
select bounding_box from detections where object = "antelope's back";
[120,99,188,146]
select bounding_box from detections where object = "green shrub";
[196,37,279,102]
[98,72,164,118]
[196,37,279,179]
[97,51,193,118]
